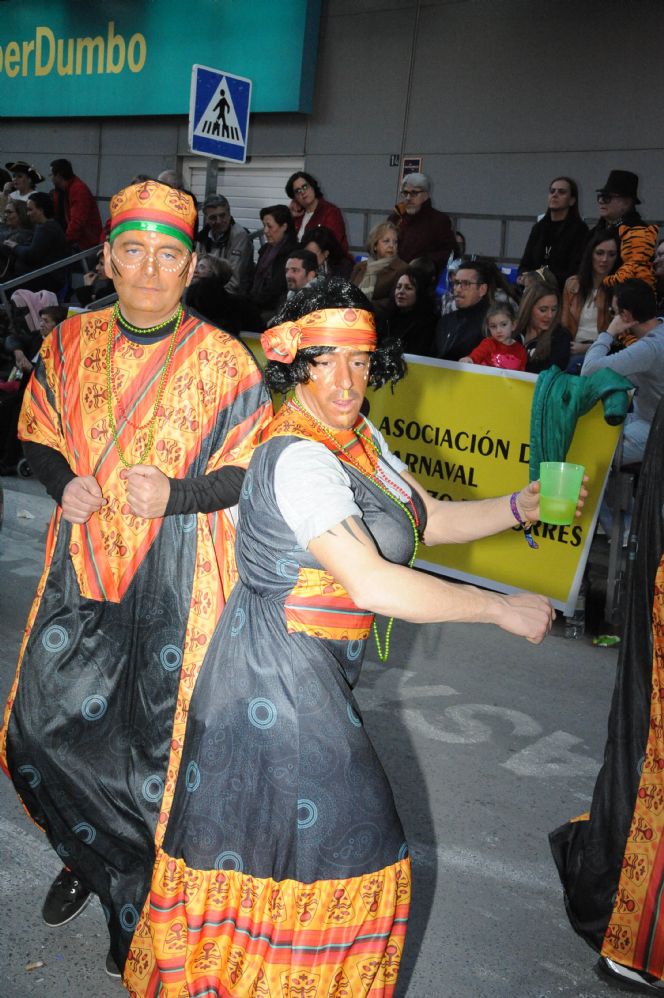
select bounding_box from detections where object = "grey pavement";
[0,475,622,997]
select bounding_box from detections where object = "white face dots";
[110,231,191,274]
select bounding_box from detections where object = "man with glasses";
[195,193,254,294]
[388,172,455,274]
[594,170,657,291]
[432,259,490,360]
[1,179,271,982]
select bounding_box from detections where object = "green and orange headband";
[108,180,197,251]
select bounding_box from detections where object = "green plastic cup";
[539,462,585,525]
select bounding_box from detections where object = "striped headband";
[108,180,197,250]
[261,308,377,364]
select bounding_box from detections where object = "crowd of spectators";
[1,159,663,481]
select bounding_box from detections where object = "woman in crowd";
[0,200,32,269]
[250,203,298,318]
[350,221,407,309]
[153,278,560,997]
[516,279,571,374]
[285,170,349,253]
[518,176,589,289]
[4,160,44,203]
[382,266,437,355]
[562,229,620,372]
[0,192,69,294]
[302,224,353,279]
[192,252,233,285]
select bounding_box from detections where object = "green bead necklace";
[288,397,420,662]
[105,305,183,468]
[111,301,182,337]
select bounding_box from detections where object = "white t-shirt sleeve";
[365,416,408,475]
[274,440,362,549]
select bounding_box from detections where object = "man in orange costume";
[0,180,271,985]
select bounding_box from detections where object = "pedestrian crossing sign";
[189,64,252,164]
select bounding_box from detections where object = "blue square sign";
[189,65,252,164]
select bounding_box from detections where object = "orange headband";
[261,308,377,363]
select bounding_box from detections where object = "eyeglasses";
[400,189,425,198]
[111,243,189,272]
[293,183,310,196]
[451,279,480,289]
[597,193,619,204]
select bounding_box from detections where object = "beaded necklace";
[105,305,183,468]
[111,301,182,337]
[289,396,420,661]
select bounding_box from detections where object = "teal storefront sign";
[0,0,321,116]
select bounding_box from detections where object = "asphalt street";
[0,475,624,998]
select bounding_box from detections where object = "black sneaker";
[105,950,121,979]
[41,867,92,927]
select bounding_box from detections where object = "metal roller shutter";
[183,156,305,236]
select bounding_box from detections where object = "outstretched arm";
[400,472,586,547]
[308,515,554,644]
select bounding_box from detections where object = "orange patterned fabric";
[18,308,265,603]
[260,398,379,478]
[604,221,658,291]
[126,851,410,997]
[284,567,374,641]
[601,558,664,973]
[261,308,377,363]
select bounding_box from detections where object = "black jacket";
[382,302,437,356]
[9,220,69,293]
[432,297,489,361]
[523,325,572,374]
[250,236,298,312]
[519,213,589,289]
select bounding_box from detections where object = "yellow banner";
[244,338,619,614]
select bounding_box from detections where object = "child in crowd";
[39,304,68,338]
[459,303,527,371]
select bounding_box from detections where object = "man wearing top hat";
[0,179,272,982]
[594,169,658,290]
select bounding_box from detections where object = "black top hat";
[596,170,641,204]
[5,161,44,186]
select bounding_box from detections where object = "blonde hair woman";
[350,221,407,308]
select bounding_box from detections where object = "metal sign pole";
[204,159,219,199]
